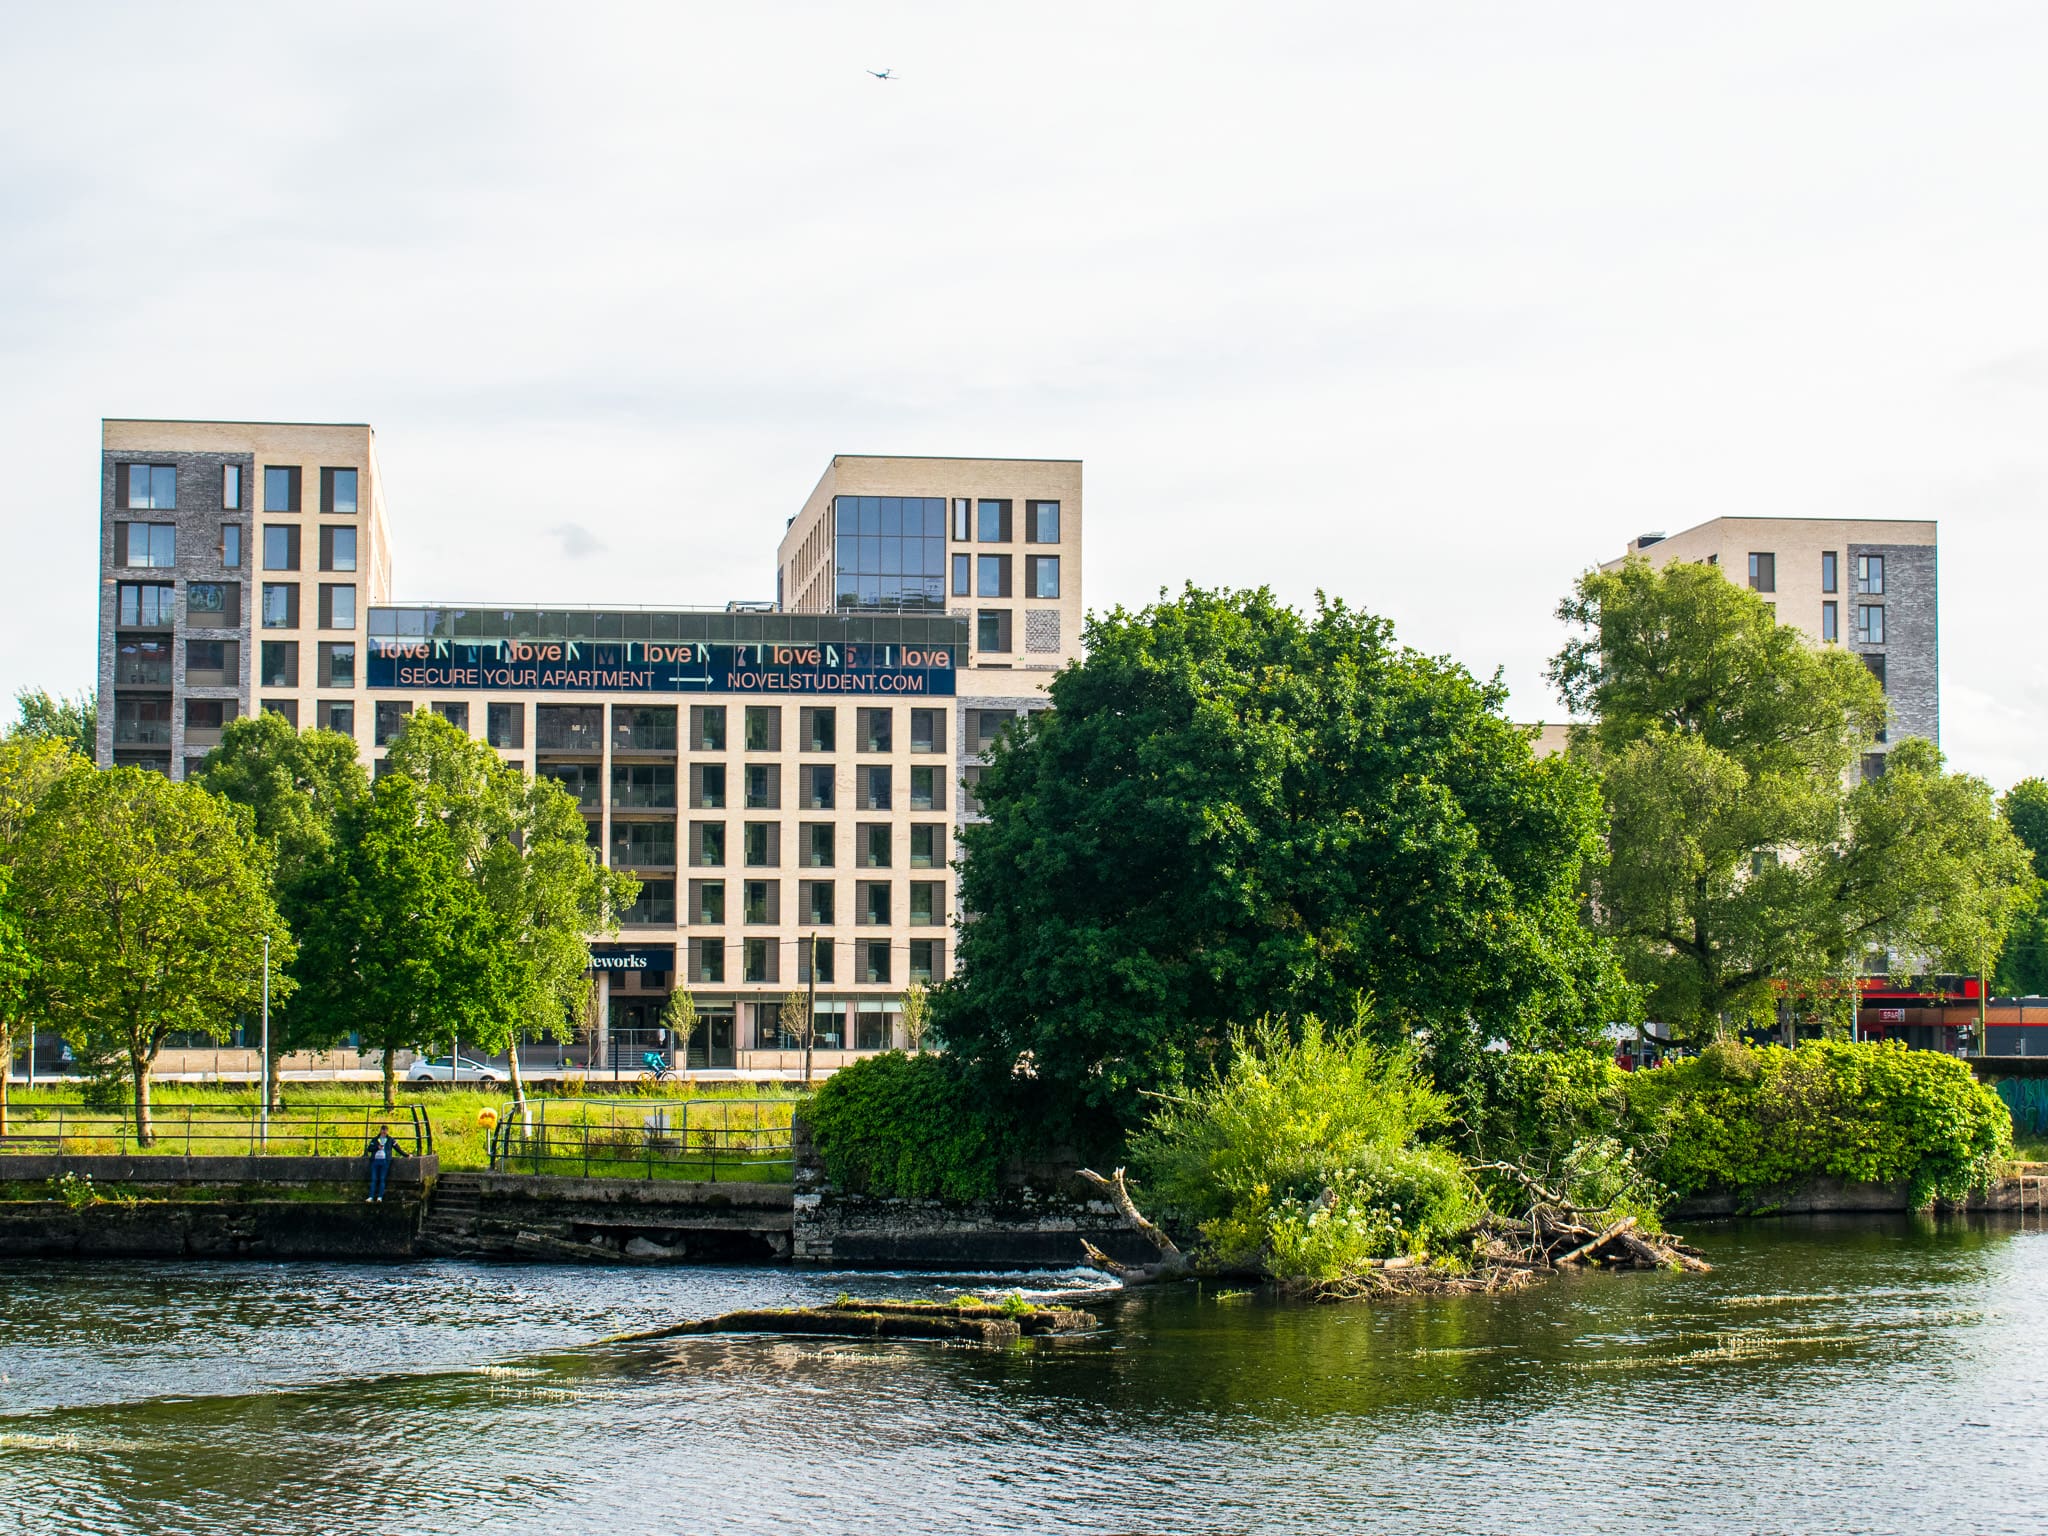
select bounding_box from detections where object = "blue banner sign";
[588,945,675,973]
[366,638,955,696]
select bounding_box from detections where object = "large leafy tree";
[1992,778,2048,996]
[8,688,96,758]
[14,764,291,1142]
[192,714,370,1098]
[0,738,72,1135]
[1554,558,2031,1035]
[292,773,511,1108]
[938,585,1632,1150]
[381,711,635,1103]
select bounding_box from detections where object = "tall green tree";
[292,773,511,1108]
[14,764,291,1142]
[938,585,1632,1151]
[1553,558,2031,1036]
[191,714,370,1099]
[1993,778,2048,996]
[0,738,73,1134]
[381,712,635,1103]
[9,688,95,758]
[0,869,35,1137]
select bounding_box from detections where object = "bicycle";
[638,1050,681,1083]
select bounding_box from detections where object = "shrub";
[1130,1012,1482,1276]
[1627,1039,2012,1204]
[1454,1047,1632,1166]
[801,1052,1008,1203]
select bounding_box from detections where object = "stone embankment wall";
[433,1173,794,1263]
[1672,1175,2031,1221]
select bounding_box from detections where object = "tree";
[0,869,35,1138]
[380,712,636,1104]
[900,980,931,1054]
[1553,558,2031,1036]
[9,688,95,758]
[1993,778,2048,996]
[660,987,698,1073]
[0,737,72,1136]
[780,989,811,1075]
[191,714,370,1102]
[291,773,511,1108]
[938,585,1632,1151]
[13,764,291,1142]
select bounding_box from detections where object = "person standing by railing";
[363,1123,398,1202]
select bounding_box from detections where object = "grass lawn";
[0,1081,803,1176]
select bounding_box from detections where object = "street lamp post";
[259,932,270,1148]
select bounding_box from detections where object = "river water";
[1,1215,2043,1535]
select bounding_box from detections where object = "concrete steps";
[419,1172,484,1254]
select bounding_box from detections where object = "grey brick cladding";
[1849,542,1937,752]
[98,449,255,772]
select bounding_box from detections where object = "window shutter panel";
[113,464,130,509]
[289,467,302,512]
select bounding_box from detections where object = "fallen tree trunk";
[600,1299,1100,1346]
[1077,1166,1190,1284]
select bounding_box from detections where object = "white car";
[406,1054,503,1085]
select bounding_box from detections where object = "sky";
[4,2,2046,786]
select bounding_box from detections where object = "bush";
[1627,1039,2012,1204]
[1454,1048,1631,1166]
[1130,1012,1482,1275]
[800,1052,1008,1203]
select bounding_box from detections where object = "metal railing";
[487,1097,794,1182]
[0,1101,433,1158]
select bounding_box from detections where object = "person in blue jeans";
[364,1124,398,1202]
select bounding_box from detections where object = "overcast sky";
[5,3,2046,786]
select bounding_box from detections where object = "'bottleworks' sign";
[366,638,955,696]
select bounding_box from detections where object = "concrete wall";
[1671,1174,2029,1221]
[442,1172,793,1263]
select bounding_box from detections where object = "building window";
[951,553,970,596]
[1028,555,1060,598]
[114,638,173,686]
[910,823,943,868]
[487,702,524,749]
[1821,601,1838,643]
[538,762,601,807]
[744,705,781,751]
[319,584,357,630]
[743,763,780,810]
[258,641,299,689]
[858,707,892,753]
[800,880,835,925]
[951,498,971,541]
[691,704,727,751]
[801,706,836,752]
[1821,551,1838,593]
[743,879,779,925]
[801,822,835,868]
[373,701,411,746]
[261,583,299,628]
[690,937,725,984]
[263,466,301,513]
[613,763,677,809]
[612,705,677,752]
[977,609,1012,653]
[909,938,940,985]
[910,707,941,753]
[802,763,835,809]
[861,940,891,984]
[910,881,943,926]
[536,705,603,750]
[743,938,777,984]
[222,464,243,510]
[691,763,728,810]
[623,879,677,926]
[970,708,1017,752]
[1747,552,1775,593]
[320,526,358,572]
[1857,604,1885,645]
[433,701,469,733]
[798,936,834,985]
[858,765,892,811]
[317,700,354,738]
[118,582,176,627]
[1861,753,1887,782]
[831,495,947,612]
[743,822,780,867]
[186,582,239,628]
[1856,555,1884,595]
[909,765,942,811]
[1026,501,1060,544]
[690,879,726,925]
[963,765,983,816]
[118,523,176,568]
[321,468,359,514]
[1864,653,1886,690]
[221,524,242,567]
[185,638,236,685]
[859,823,891,869]
[856,881,891,926]
[120,464,177,510]
[976,499,1012,542]
[263,525,301,571]
[976,554,1012,598]
[317,641,356,687]
[261,698,299,728]
[690,821,726,867]
[612,821,678,869]
[113,695,173,745]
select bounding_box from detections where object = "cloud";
[547,523,607,560]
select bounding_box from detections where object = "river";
[1,1215,2042,1535]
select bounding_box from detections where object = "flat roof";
[102,417,373,428]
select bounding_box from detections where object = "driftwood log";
[600,1299,1099,1346]
[1076,1166,1191,1284]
